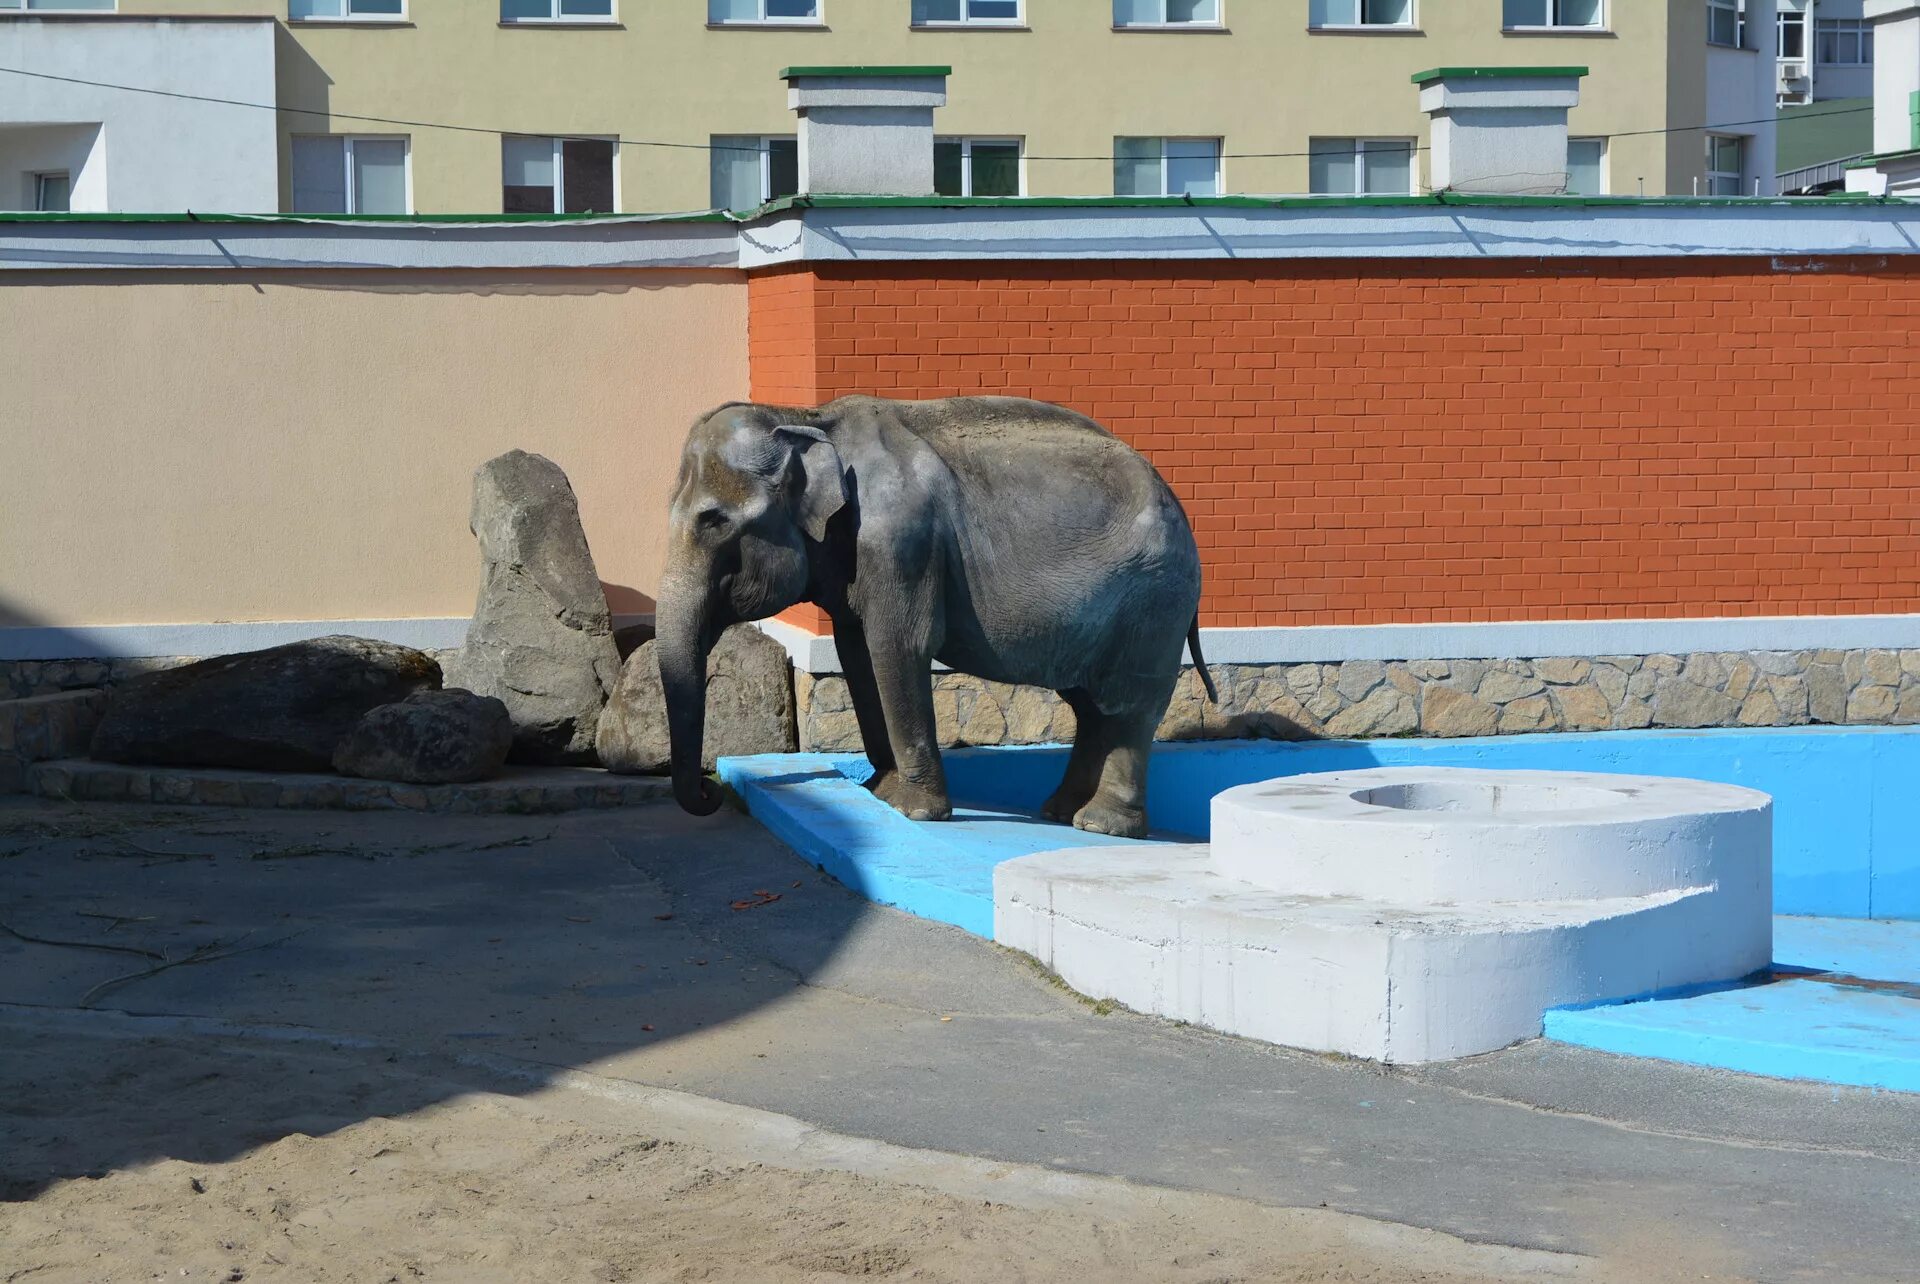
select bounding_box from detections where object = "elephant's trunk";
[657,573,723,817]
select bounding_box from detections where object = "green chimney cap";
[1411,65,1589,84]
[781,65,952,79]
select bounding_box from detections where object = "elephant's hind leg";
[1040,689,1105,823]
[1070,697,1168,841]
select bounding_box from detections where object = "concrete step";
[0,690,109,793]
[27,758,671,815]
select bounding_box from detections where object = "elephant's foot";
[1040,785,1095,824]
[1073,796,1147,840]
[871,770,953,822]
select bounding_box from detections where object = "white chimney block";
[782,65,949,197]
[1846,3,1920,193]
[1415,66,1587,196]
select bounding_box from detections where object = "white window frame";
[500,0,617,23]
[709,0,822,25]
[1114,0,1225,29]
[912,0,1022,28]
[1308,137,1417,195]
[710,135,799,208]
[1815,17,1873,65]
[1308,0,1415,31]
[1707,0,1745,48]
[1705,134,1746,195]
[1115,136,1222,197]
[1565,136,1606,195]
[935,136,1025,197]
[1502,0,1605,33]
[1777,7,1806,59]
[292,134,413,215]
[288,0,406,21]
[503,134,620,214]
[32,171,70,212]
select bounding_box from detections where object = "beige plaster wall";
[0,269,745,629]
[122,0,1682,208]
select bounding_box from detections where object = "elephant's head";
[658,403,846,816]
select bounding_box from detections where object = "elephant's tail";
[1187,616,1219,704]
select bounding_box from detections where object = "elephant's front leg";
[862,632,951,823]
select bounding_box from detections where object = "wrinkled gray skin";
[657,395,1212,839]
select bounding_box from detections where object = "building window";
[710,135,799,210]
[1705,134,1745,195]
[912,0,1020,25]
[1706,0,1744,47]
[502,135,616,213]
[1114,0,1221,27]
[1502,0,1602,31]
[32,171,70,212]
[935,138,1022,196]
[291,136,409,214]
[0,1,117,10]
[502,0,613,21]
[1309,0,1412,29]
[709,0,818,22]
[290,0,403,19]
[1308,137,1415,194]
[1816,18,1873,65]
[1565,137,1604,195]
[1114,137,1220,196]
[1778,7,1805,59]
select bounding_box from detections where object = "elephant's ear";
[774,423,846,542]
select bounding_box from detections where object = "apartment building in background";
[1776,0,1877,191]
[1,1,1781,214]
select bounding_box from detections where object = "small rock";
[1552,683,1612,731]
[1806,663,1848,724]
[333,690,512,784]
[1334,660,1387,702]
[1532,657,1591,685]
[1615,699,1654,730]
[1864,650,1902,687]
[1896,685,1920,725]
[1723,659,1757,703]
[1650,676,1738,729]
[1441,659,1489,693]
[1753,650,1806,677]
[1497,693,1556,734]
[1737,688,1782,727]
[1477,669,1545,705]
[1768,673,1811,723]
[1591,662,1629,708]
[1404,660,1451,681]
[1284,664,1321,698]
[1846,685,1897,724]
[1420,684,1499,738]
[1325,687,1415,739]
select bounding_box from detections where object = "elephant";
[657,394,1215,840]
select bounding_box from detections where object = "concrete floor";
[2,796,1916,1282]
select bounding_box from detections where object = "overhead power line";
[0,64,1871,164]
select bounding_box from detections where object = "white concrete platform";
[994,768,1772,1063]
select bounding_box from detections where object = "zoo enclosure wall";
[749,258,1920,637]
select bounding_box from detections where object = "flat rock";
[333,689,514,784]
[443,451,622,765]
[88,636,441,773]
[596,625,796,773]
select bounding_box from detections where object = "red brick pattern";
[748,261,1920,630]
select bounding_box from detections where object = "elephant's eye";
[695,507,730,532]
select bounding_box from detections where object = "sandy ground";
[0,1026,1596,1284]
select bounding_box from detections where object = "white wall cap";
[788,79,948,111]
[1419,80,1583,113]
[1864,0,1920,21]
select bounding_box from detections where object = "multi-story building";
[2,1,1780,213]
[1776,0,1877,191]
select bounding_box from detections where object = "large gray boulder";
[596,625,796,773]
[89,635,441,772]
[443,450,621,765]
[332,689,513,784]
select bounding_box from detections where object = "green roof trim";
[1410,65,1588,83]
[1845,147,1920,169]
[779,65,952,78]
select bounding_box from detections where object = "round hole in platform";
[1351,780,1628,815]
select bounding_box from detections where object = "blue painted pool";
[934,727,1920,921]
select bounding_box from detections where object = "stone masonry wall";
[795,648,1920,752]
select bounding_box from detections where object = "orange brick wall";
[748,260,1920,630]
